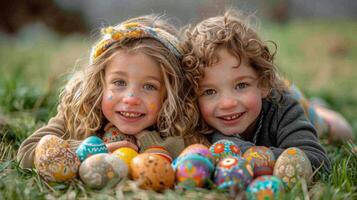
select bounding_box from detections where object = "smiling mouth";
[118,111,145,118]
[218,112,245,121]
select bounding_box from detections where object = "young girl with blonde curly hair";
[17,14,207,169]
[181,9,339,172]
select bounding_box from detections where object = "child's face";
[198,48,268,136]
[102,50,164,135]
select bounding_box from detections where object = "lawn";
[0,20,356,199]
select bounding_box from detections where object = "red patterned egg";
[173,154,214,188]
[79,153,128,189]
[34,135,80,182]
[214,156,253,190]
[273,147,312,187]
[209,139,241,162]
[130,153,175,192]
[243,146,276,177]
[179,144,214,165]
[143,146,172,163]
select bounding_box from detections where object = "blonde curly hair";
[181,9,287,134]
[58,14,206,144]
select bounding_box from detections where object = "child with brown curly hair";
[17,14,207,169]
[181,9,341,172]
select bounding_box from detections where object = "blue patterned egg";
[79,153,128,189]
[243,146,276,177]
[273,147,312,187]
[214,156,253,190]
[76,136,108,162]
[209,139,241,162]
[246,175,284,200]
[172,154,214,189]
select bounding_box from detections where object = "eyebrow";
[108,71,163,83]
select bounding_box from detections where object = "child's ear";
[261,87,270,98]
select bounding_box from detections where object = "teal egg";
[76,136,108,162]
[246,175,284,200]
[209,139,241,162]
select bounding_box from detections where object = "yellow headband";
[90,22,182,64]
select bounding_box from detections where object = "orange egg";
[34,135,80,182]
[130,153,174,192]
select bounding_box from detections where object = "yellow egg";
[273,147,312,187]
[130,153,174,192]
[112,147,138,167]
[34,135,80,182]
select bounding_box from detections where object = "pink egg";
[179,144,214,165]
[243,146,276,177]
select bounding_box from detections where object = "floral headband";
[90,22,182,64]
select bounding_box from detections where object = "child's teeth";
[223,113,241,120]
[120,112,141,118]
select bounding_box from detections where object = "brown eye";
[114,80,126,87]
[203,89,216,96]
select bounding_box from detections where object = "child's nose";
[122,94,141,105]
[218,97,238,109]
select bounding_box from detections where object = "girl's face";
[102,50,164,135]
[198,48,268,136]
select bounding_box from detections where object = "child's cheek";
[102,94,115,117]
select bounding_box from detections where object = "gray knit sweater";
[208,91,331,172]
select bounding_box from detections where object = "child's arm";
[135,130,185,159]
[16,113,82,169]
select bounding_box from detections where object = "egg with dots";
[179,144,215,165]
[102,123,136,144]
[143,146,172,163]
[34,135,80,182]
[214,156,253,190]
[112,147,138,167]
[130,153,175,192]
[243,146,276,177]
[246,175,284,200]
[172,153,214,189]
[79,153,128,189]
[209,139,241,163]
[273,147,313,187]
[76,136,108,162]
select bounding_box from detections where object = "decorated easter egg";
[143,146,172,163]
[79,153,128,189]
[76,136,108,162]
[102,124,136,144]
[243,146,276,177]
[173,154,214,188]
[130,153,175,192]
[179,144,215,165]
[214,156,253,190]
[34,135,80,182]
[273,147,313,187]
[209,139,241,162]
[246,175,284,200]
[113,147,138,167]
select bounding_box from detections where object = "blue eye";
[143,84,157,91]
[235,82,248,90]
[202,89,216,96]
[114,80,126,87]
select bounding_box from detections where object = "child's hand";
[106,141,139,152]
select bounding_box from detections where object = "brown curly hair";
[181,9,287,134]
[58,14,209,145]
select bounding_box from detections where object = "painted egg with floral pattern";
[243,146,276,177]
[130,153,175,192]
[273,147,313,187]
[214,156,253,190]
[246,175,284,200]
[179,144,214,165]
[209,140,241,162]
[79,153,128,189]
[76,136,108,162]
[102,124,136,144]
[143,146,172,163]
[34,135,80,182]
[113,147,138,167]
[172,154,214,188]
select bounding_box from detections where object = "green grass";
[1,20,357,199]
